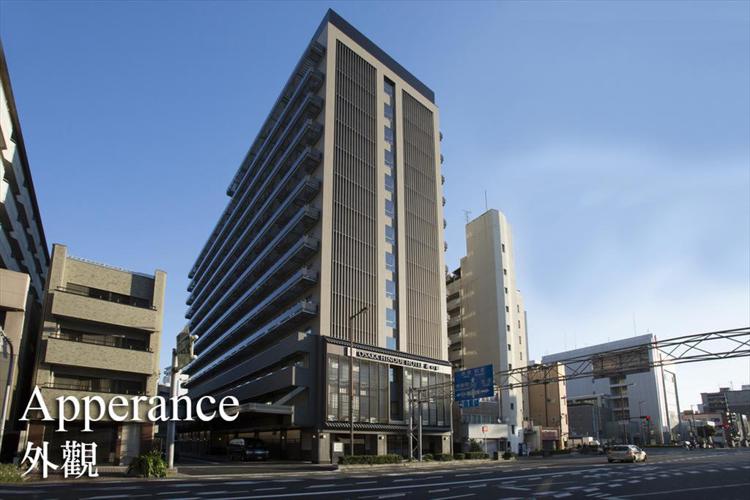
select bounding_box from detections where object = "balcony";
[51,289,158,331]
[195,267,317,351]
[190,204,319,326]
[44,335,153,375]
[189,300,317,380]
[447,315,461,328]
[188,146,322,304]
[190,235,319,336]
[189,125,323,298]
[192,85,324,285]
[447,297,461,312]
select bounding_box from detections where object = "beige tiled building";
[26,244,165,464]
[447,209,530,454]
[526,363,569,450]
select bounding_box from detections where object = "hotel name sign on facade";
[346,347,452,375]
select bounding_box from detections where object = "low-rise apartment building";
[26,244,165,464]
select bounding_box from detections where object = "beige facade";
[527,363,569,450]
[448,209,530,453]
[0,42,50,459]
[0,268,30,431]
[27,244,165,464]
[183,10,449,462]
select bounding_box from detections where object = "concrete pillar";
[315,432,331,464]
[441,434,451,455]
[377,434,387,455]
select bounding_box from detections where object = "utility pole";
[0,327,15,458]
[348,306,367,456]
[167,348,179,469]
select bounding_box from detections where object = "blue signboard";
[454,364,494,401]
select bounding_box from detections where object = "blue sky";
[1,1,748,407]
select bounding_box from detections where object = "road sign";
[454,364,494,401]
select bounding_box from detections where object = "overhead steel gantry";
[495,326,750,390]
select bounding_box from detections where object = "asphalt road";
[2,448,749,499]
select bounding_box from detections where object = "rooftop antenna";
[462,209,472,224]
[484,190,488,211]
[632,313,637,337]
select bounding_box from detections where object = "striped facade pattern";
[401,91,442,359]
[330,41,378,344]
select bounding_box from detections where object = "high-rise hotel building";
[182,10,450,463]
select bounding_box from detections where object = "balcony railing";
[190,235,319,336]
[49,333,151,352]
[188,300,317,382]
[190,87,324,285]
[195,267,317,349]
[188,123,322,299]
[189,204,319,326]
[56,286,155,310]
[42,382,146,396]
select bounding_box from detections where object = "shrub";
[501,451,516,460]
[128,450,167,478]
[551,448,571,455]
[433,453,453,461]
[468,439,483,452]
[339,454,401,465]
[464,451,489,460]
[528,450,544,457]
[422,453,433,461]
[0,463,23,483]
[453,453,465,460]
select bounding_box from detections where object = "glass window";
[386,280,396,299]
[385,198,394,218]
[384,102,394,119]
[385,172,394,191]
[386,226,396,245]
[386,336,397,350]
[386,308,397,328]
[386,252,396,272]
[385,149,394,167]
[384,126,394,142]
[390,366,403,420]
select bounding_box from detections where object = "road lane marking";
[191,467,676,499]
[305,484,336,488]
[434,495,474,500]
[392,478,413,482]
[356,481,377,485]
[428,488,449,493]
[619,482,750,497]
[253,487,286,491]
[468,484,485,488]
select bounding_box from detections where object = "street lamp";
[348,306,368,457]
[0,326,15,458]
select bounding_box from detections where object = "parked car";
[607,445,647,463]
[228,438,270,461]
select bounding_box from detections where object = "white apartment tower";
[447,209,529,452]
